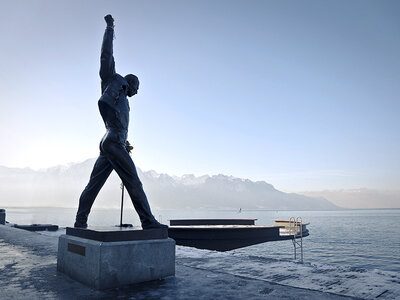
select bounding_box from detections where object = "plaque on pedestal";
[0,209,5,225]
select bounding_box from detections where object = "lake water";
[4,207,400,272]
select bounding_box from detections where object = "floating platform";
[168,219,309,251]
[170,219,257,226]
[14,224,59,231]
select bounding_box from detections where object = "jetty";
[168,218,309,251]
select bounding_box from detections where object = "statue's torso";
[98,74,130,136]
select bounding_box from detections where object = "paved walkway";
[0,225,366,299]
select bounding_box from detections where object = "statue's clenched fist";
[104,14,114,27]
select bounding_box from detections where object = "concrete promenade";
[0,225,377,299]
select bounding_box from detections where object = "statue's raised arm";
[100,14,116,89]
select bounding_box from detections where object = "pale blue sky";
[0,0,399,191]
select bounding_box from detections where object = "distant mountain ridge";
[0,159,339,210]
[300,189,400,209]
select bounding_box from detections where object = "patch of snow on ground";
[176,246,400,300]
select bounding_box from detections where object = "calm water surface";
[4,207,400,272]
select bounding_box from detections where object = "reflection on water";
[4,207,400,272]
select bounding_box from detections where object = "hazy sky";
[0,0,399,192]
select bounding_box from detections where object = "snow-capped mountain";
[0,159,338,210]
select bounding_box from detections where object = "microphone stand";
[117,143,134,228]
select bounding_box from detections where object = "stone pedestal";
[57,227,175,289]
[0,209,5,225]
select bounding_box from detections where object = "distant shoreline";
[2,206,400,211]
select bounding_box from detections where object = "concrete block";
[0,209,5,225]
[57,234,175,289]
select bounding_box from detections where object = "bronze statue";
[74,15,167,230]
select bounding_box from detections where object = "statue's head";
[125,74,139,97]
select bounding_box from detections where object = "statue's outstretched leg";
[75,153,113,227]
[101,138,165,229]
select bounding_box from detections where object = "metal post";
[120,183,124,227]
[117,142,134,228]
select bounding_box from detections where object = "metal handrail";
[290,216,304,262]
